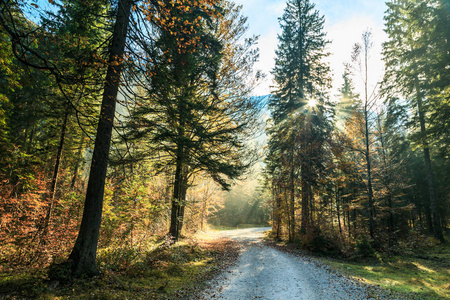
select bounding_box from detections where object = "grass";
[265,230,450,299]
[0,233,239,299]
[319,241,450,299]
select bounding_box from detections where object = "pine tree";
[383,0,447,242]
[69,0,134,276]
[120,0,260,241]
[267,0,331,240]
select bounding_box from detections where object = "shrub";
[300,228,343,256]
[355,235,375,258]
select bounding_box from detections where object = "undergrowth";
[0,233,239,299]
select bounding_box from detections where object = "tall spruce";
[267,0,331,240]
[383,0,447,242]
[69,0,133,276]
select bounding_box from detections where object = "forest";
[0,0,449,298]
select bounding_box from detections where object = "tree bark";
[169,139,188,241]
[42,108,70,238]
[364,124,374,239]
[284,186,291,241]
[336,186,342,235]
[68,0,133,277]
[415,82,445,243]
[300,163,309,234]
[289,155,296,241]
[363,34,374,239]
[169,156,182,241]
[273,181,282,239]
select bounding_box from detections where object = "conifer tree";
[350,30,377,239]
[69,0,134,276]
[120,0,260,241]
[383,0,447,242]
[267,0,331,240]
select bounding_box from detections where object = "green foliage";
[355,235,376,258]
[266,0,333,242]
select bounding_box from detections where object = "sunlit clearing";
[308,98,317,107]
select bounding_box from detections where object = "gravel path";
[201,228,396,300]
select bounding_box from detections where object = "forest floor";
[315,240,450,299]
[0,232,241,299]
[1,229,448,299]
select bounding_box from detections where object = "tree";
[37,0,109,239]
[68,0,133,276]
[383,0,447,242]
[374,99,414,245]
[120,0,260,241]
[267,0,331,241]
[349,30,378,239]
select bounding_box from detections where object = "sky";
[233,0,389,97]
[29,0,388,99]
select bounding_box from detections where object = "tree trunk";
[284,187,291,241]
[200,196,205,231]
[300,164,309,234]
[363,39,375,239]
[70,138,85,189]
[272,183,276,236]
[415,82,445,242]
[273,181,282,239]
[169,143,188,241]
[336,187,342,235]
[42,108,70,238]
[377,114,394,244]
[365,114,375,239]
[68,0,133,277]
[169,157,182,240]
[289,160,296,241]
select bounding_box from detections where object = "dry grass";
[0,231,239,299]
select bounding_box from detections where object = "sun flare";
[308,98,317,107]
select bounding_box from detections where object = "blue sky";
[234,0,388,97]
[29,0,387,98]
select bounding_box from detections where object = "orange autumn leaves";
[139,0,220,55]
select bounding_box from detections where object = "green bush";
[97,245,139,271]
[355,235,375,258]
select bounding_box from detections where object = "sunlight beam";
[308,98,317,107]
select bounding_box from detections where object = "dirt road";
[201,227,395,300]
